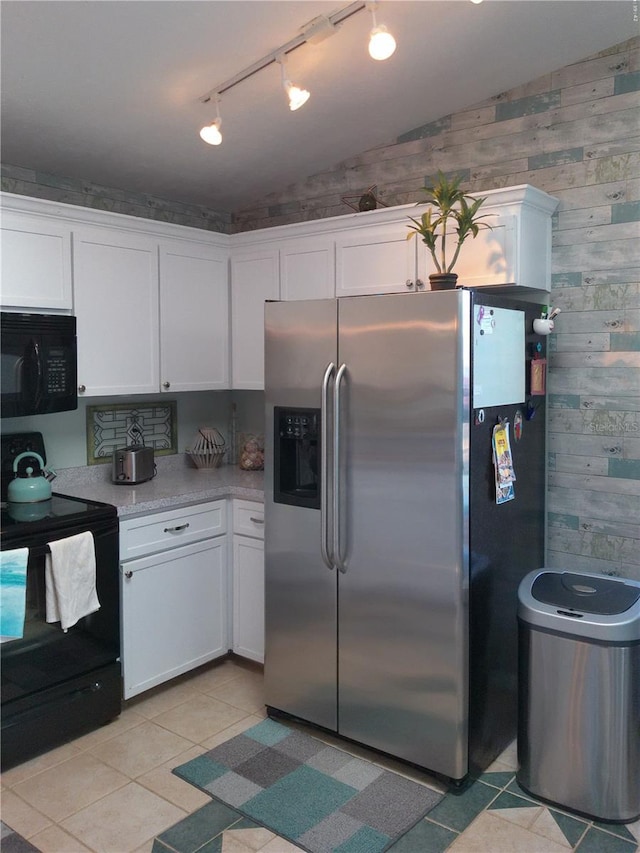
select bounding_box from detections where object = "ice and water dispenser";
[273,407,320,509]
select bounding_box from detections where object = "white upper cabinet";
[335,221,423,296]
[422,216,514,287]
[280,236,335,301]
[74,226,160,396]
[231,247,280,389]
[422,185,558,290]
[76,230,231,397]
[159,240,229,392]
[3,184,557,396]
[231,185,557,304]
[1,195,231,396]
[0,211,73,310]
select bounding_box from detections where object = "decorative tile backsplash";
[86,402,177,465]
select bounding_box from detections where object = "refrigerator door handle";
[334,362,348,573]
[321,362,336,570]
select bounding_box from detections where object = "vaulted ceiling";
[0,1,632,212]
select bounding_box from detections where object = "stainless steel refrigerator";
[264,288,546,783]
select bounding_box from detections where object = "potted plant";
[406,171,493,290]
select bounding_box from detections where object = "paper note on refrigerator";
[492,421,516,504]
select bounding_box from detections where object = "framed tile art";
[86,401,178,464]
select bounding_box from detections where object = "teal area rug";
[172,718,443,853]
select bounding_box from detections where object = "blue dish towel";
[1,547,29,641]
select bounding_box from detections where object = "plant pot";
[429,273,458,291]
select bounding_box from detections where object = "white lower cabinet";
[120,501,228,699]
[232,500,265,663]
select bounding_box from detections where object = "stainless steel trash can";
[517,569,640,823]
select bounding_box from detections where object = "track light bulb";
[278,56,310,111]
[200,96,222,145]
[367,2,396,61]
[200,119,222,145]
[369,25,396,60]
[285,82,311,111]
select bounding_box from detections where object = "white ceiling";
[0,1,633,213]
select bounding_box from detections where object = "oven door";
[1,514,121,768]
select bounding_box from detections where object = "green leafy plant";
[406,171,493,274]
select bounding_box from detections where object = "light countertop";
[53,455,264,519]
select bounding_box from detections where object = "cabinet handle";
[415,279,425,290]
[164,523,190,533]
[405,279,414,289]
[249,516,264,524]
[163,381,171,389]
[124,570,133,579]
[78,384,86,393]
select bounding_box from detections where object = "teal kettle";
[8,452,53,503]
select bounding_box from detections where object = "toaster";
[112,445,156,484]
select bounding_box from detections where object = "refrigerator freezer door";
[337,291,470,779]
[264,299,339,730]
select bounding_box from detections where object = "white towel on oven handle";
[45,531,100,631]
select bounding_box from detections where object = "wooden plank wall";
[0,165,232,233]
[235,37,640,581]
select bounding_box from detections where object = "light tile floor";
[1,657,638,853]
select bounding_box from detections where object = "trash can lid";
[532,572,640,616]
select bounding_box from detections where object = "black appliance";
[273,407,320,510]
[1,312,78,417]
[1,432,121,770]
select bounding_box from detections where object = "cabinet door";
[74,227,160,396]
[160,240,229,392]
[121,537,228,699]
[280,236,335,300]
[233,534,264,663]
[335,223,419,296]
[231,248,279,389]
[1,212,72,310]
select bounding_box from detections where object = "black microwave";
[1,312,78,417]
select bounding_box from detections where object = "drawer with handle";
[120,500,227,561]
[232,499,264,540]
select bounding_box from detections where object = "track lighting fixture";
[367,1,396,61]
[278,55,310,111]
[197,2,397,146]
[199,95,222,146]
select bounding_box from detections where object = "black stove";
[1,431,121,770]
